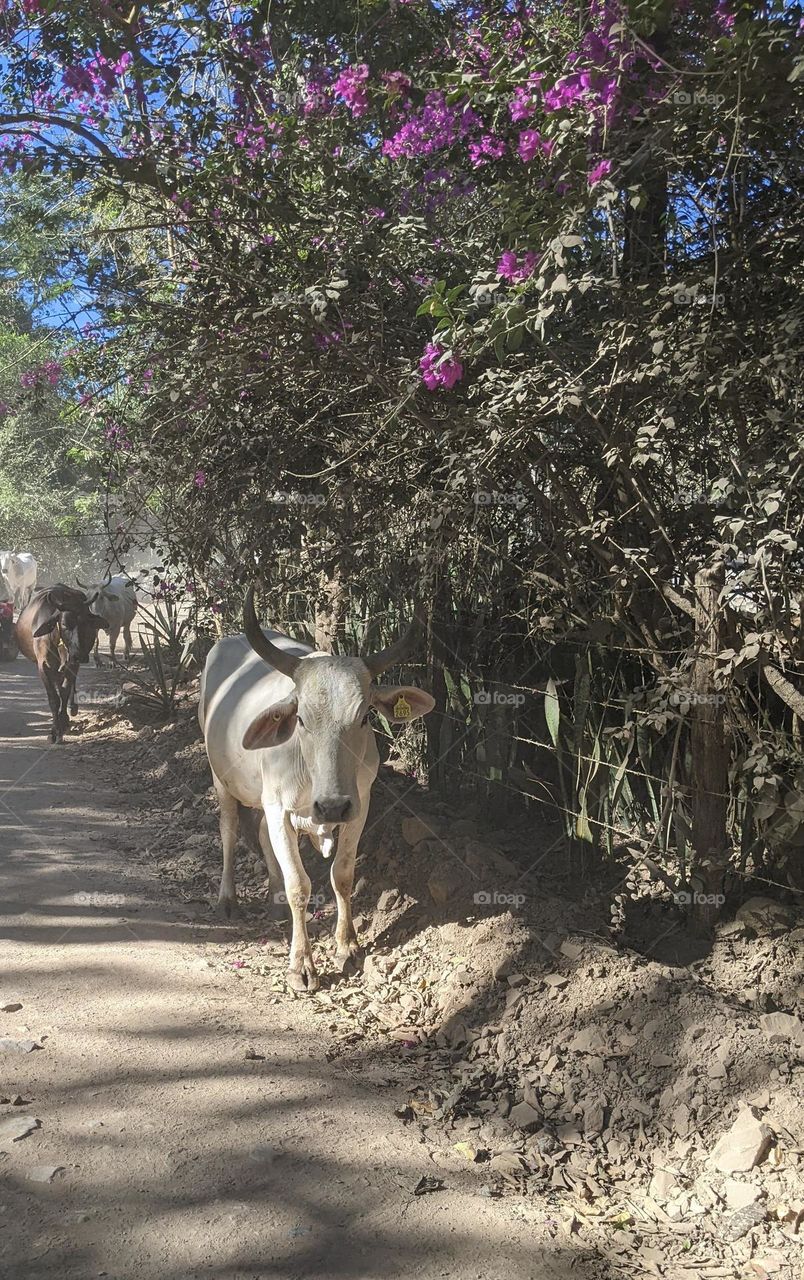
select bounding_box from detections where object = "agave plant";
[124,602,196,717]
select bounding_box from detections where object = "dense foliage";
[0,176,102,573]
[1,0,803,914]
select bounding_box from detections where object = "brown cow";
[16,585,108,743]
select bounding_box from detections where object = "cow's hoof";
[334,943,363,975]
[287,962,319,993]
[216,895,239,920]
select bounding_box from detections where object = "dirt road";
[0,659,588,1280]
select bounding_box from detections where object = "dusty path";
[0,658,590,1280]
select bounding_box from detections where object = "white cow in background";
[76,570,138,664]
[0,551,37,611]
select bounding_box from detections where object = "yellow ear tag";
[393,695,412,721]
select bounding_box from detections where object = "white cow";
[76,571,138,664]
[199,587,435,991]
[0,551,37,610]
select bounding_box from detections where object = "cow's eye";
[361,713,369,726]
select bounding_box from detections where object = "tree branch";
[761,658,804,720]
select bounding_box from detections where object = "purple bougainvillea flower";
[497,250,538,283]
[420,342,464,390]
[333,63,370,117]
[714,0,735,32]
[517,129,553,163]
[509,85,538,122]
[468,133,506,168]
[588,158,612,186]
[383,92,480,160]
[382,70,411,98]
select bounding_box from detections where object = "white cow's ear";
[242,698,298,750]
[371,686,436,723]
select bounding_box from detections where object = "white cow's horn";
[363,605,422,677]
[243,585,301,678]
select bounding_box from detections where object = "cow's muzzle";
[312,796,353,823]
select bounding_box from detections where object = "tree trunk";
[314,566,344,653]
[622,165,668,283]
[689,564,729,928]
[313,484,352,653]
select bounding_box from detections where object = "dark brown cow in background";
[16,585,108,742]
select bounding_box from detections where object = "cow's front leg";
[257,814,286,921]
[39,665,63,743]
[108,624,120,666]
[60,667,78,726]
[330,809,368,973]
[58,686,71,733]
[213,774,239,917]
[264,803,318,992]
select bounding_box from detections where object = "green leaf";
[575,792,593,842]
[545,677,560,746]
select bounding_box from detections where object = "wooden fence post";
[426,573,451,793]
[690,563,729,928]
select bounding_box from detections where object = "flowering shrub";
[1,0,802,887]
